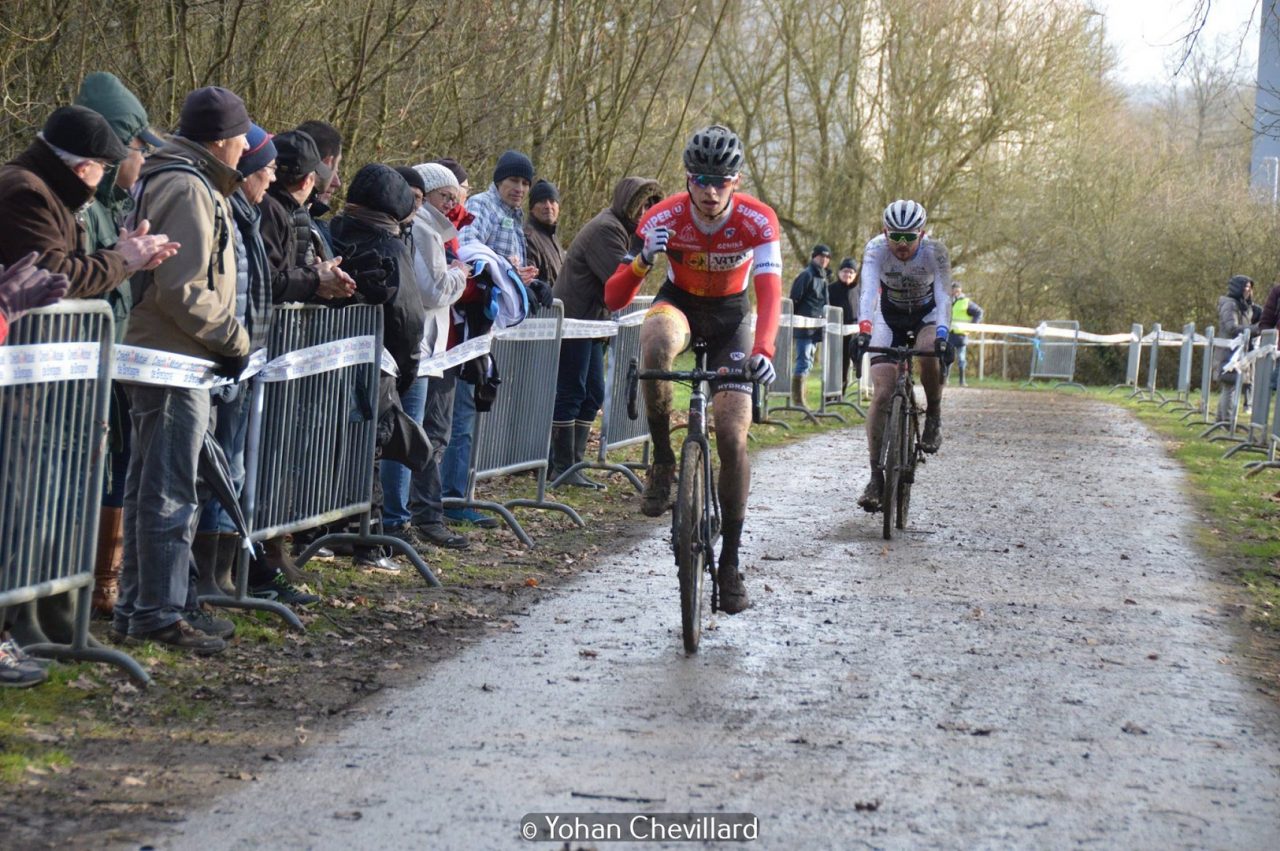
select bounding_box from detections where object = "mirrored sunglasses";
[689,173,735,189]
[887,231,920,243]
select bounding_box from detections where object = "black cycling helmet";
[683,124,744,176]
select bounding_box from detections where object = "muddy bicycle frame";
[626,339,761,651]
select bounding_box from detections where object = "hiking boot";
[857,471,884,513]
[250,569,321,606]
[0,638,48,688]
[384,524,433,557]
[413,521,470,550]
[443,507,500,529]
[718,562,750,614]
[133,619,226,655]
[183,605,235,640]
[640,462,675,517]
[920,412,942,454]
[353,546,402,575]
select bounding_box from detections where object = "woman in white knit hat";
[398,162,473,550]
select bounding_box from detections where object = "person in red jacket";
[604,124,781,614]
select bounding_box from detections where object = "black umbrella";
[199,431,253,546]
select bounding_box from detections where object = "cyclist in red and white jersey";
[855,199,954,512]
[604,124,781,614]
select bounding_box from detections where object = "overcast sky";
[1092,0,1261,87]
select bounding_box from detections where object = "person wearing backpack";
[115,87,253,654]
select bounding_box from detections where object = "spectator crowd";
[0,75,885,688]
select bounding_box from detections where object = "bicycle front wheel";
[897,407,917,530]
[675,440,708,653]
[881,395,905,540]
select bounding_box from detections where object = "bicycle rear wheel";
[897,407,917,530]
[675,440,708,652]
[881,395,904,540]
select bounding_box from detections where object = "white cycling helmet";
[883,199,927,231]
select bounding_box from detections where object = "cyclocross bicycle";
[626,339,761,652]
[863,334,940,540]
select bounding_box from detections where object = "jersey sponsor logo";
[685,252,709,271]
[763,226,774,238]
[724,227,735,239]
[754,259,782,275]
[674,203,685,215]
[729,350,746,361]
[738,207,770,229]
[679,224,697,242]
[708,251,751,271]
[647,209,675,226]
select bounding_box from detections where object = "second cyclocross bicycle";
[863,334,940,540]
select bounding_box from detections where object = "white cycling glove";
[747,353,775,386]
[641,226,671,265]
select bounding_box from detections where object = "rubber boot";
[264,535,314,585]
[791,374,808,408]
[36,591,102,647]
[548,421,574,480]
[569,421,605,490]
[92,506,123,617]
[193,532,236,598]
[8,600,50,647]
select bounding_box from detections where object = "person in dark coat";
[258,130,354,304]
[788,244,831,408]
[548,175,662,487]
[828,256,860,394]
[524,178,565,287]
[329,164,428,571]
[1215,274,1258,423]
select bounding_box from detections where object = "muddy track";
[143,389,1280,849]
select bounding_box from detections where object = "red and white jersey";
[637,193,782,298]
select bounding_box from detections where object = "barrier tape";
[781,314,827,329]
[561,318,620,339]
[258,337,378,383]
[0,342,100,387]
[112,345,267,389]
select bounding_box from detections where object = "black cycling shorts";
[650,282,753,395]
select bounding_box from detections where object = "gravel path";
[156,389,1280,849]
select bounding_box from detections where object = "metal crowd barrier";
[211,305,439,627]
[1182,325,1216,425]
[1109,324,1144,396]
[1224,329,1276,460]
[446,301,583,546]
[1246,350,1280,476]
[817,306,858,422]
[764,298,816,427]
[0,302,147,684]
[570,296,652,492]
[1159,323,1197,412]
[1026,320,1084,390]
[1203,328,1251,440]
[1137,323,1167,404]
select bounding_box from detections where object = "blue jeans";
[793,334,819,376]
[410,374,456,526]
[440,373,475,500]
[554,338,606,423]
[198,386,251,534]
[115,384,211,636]
[380,377,429,529]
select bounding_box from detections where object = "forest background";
[0,0,1270,336]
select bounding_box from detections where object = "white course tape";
[494,317,560,342]
[781,314,827,329]
[417,334,493,377]
[380,347,399,379]
[254,336,376,383]
[561,319,619,339]
[0,342,100,387]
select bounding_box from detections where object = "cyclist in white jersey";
[855,199,953,512]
